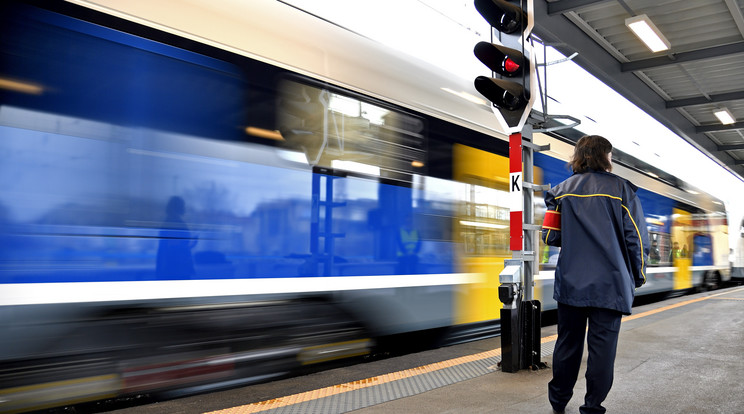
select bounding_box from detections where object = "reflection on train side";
[278,78,426,180]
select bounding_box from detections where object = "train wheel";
[702,271,720,291]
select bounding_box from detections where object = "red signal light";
[503,57,520,73]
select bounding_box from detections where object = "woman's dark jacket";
[541,169,650,315]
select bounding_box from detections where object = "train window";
[459,184,510,256]
[277,79,426,183]
[537,218,676,269]
[649,232,671,266]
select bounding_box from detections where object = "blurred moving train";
[0,0,740,412]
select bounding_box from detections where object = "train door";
[692,233,713,266]
[452,144,510,324]
[735,217,744,279]
[451,144,542,324]
[671,208,693,290]
[708,213,730,283]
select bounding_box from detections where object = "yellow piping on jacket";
[554,193,646,283]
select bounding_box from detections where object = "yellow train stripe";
[209,287,744,414]
[297,338,371,365]
[298,338,369,352]
[0,374,120,414]
[0,374,119,396]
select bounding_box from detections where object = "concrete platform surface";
[109,286,744,414]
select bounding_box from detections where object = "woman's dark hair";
[569,135,613,173]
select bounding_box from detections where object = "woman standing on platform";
[541,135,649,414]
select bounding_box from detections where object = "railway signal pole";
[474,0,547,372]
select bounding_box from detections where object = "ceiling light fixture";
[713,108,736,125]
[625,14,670,53]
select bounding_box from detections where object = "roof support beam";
[718,144,744,151]
[532,0,744,180]
[666,90,744,108]
[547,0,612,16]
[621,41,744,72]
[724,0,744,38]
[696,121,744,133]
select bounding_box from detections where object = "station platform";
[110,286,744,414]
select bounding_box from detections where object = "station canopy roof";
[533,0,744,181]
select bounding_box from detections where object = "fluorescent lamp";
[625,14,670,53]
[713,108,736,125]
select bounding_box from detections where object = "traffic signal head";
[473,0,536,134]
[474,76,528,111]
[474,0,526,34]
[474,42,526,78]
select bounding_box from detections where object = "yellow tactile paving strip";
[207,333,556,414]
[622,287,744,322]
[208,287,744,414]
[206,346,502,414]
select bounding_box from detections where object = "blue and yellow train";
[0,0,735,411]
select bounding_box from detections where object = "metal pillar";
[500,124,549,372]
[522,124,536,301]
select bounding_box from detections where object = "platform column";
[500,133,524,373]
[501,127,549,372]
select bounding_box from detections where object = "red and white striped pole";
[509,133,523,251]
